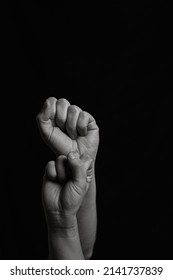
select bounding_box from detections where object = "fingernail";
[68,152,77,160]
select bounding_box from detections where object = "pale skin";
[43,152,93,259]
[37,97,99,259]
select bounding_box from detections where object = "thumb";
[67,152,93,188]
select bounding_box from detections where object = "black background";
[2,1,172,259]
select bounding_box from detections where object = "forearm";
[47,217,84,260]
[77,165,97,259]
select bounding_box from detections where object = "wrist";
[47,221,84,260]
[48,224,78,240]
[45,210,78,237]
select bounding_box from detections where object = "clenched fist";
[36,98,99,160]
[42,152,93,220]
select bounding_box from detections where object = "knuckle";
[80,110,88,118]
[45,161,54,176]
[79,111,89,125]
[57,98,70,105]
[46,160,54,169]
[68,105,81,113]
[46,96,57,105]
[43,99,50,110]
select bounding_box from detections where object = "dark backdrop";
[2,1,172,259]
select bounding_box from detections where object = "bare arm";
[47,218,84,260]
[37,97,99,259]
[42,152,93,259]
[77,166,97,259]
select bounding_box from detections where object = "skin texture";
[43,152,93,260]
[42,153,93,220]
[37,97,99,159]
[37,97,99,259]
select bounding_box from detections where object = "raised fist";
[37,97,99,160]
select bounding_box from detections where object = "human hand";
[36,97,99,160]
[42,152,93,230]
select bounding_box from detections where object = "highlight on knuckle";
[58,98,70,105]
[46,96,57,105]
[69,105,80,113]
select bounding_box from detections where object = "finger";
[67,152,93,188]
[80,153,94,184]
[44,160,57,181]
[37,97,57,123]
[76,111,88,136]
[56,98,70,131]
[37,97,73,156]
[77,111,98,136]
[86,160,94,183]
[66,105,81,140]
[36,97,57,141]
[55,155,67,184]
